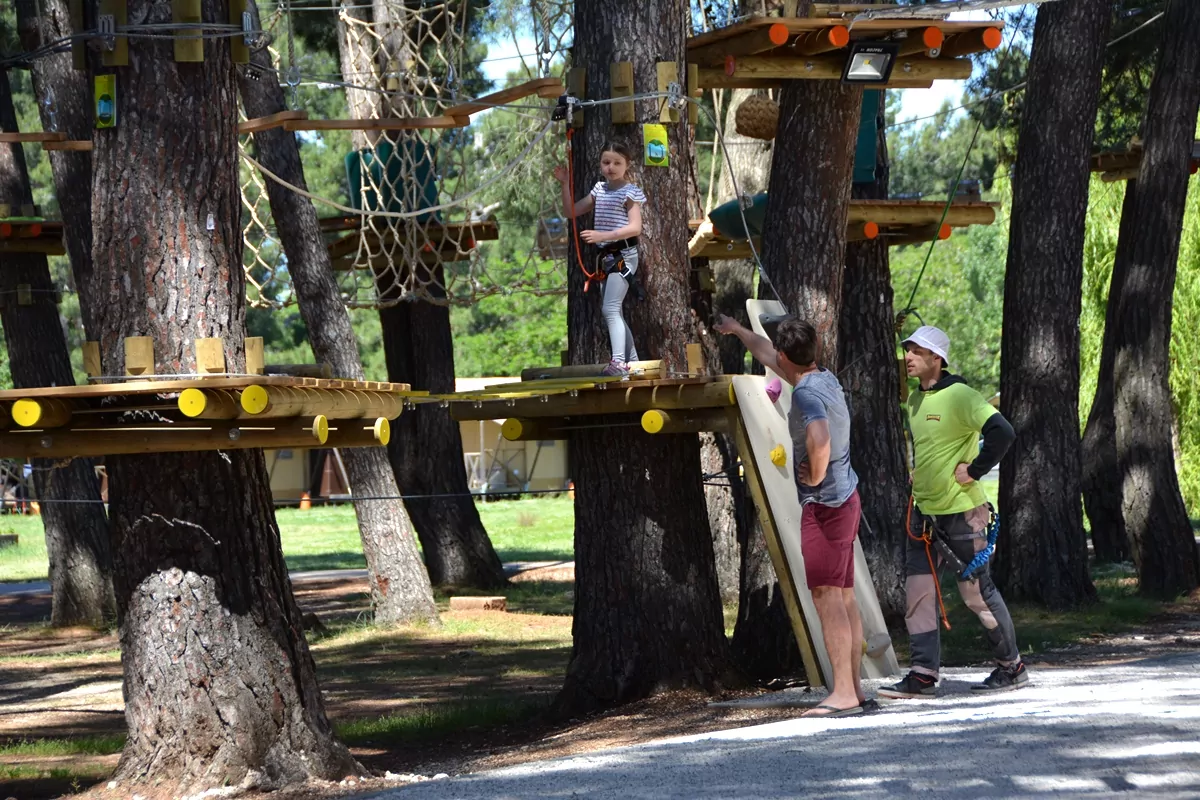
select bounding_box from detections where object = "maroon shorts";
[800,489,861,589]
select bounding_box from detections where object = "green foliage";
[891,175,1011,397]
[887,95,1000,199]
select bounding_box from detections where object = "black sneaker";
[878,671,938,699]
[971,661,1030,693]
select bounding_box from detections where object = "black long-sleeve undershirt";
[967,413,1016,481]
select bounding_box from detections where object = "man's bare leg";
[843,587,866,704]
[803,585,860,715]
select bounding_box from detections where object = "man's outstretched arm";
[713,314,778,370]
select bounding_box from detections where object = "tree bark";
[995,0,1109,608]
[0,65,113,629]
[838,92,906,621]
[758,80,862,368]
[332,3,507,590]
[557,0,735,713]
[1110,0,1200,598]
[88,2,356,790]
[237,8,440,624]
[381,295,507,589]
[1080,181,1137,564]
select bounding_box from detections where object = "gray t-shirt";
[788,368,858,507]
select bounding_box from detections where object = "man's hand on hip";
[954,463,975,485]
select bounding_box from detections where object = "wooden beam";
[245,336,264,375]
[284,115,465,132]
[263,363,334,379]
[99,0,129,67]
[521,360,663,381]
[69,0,86,69]
[715,54,972,84]
[195,338,225,374]
[686,343,706,376]
[324,417,391,448]
[687,63,701,125]
[897,26,944,57]
[0,419,329,460]
[501,417,571,442]
[11,398,74,429]
[42,139,93,151]
[173,0,204,62]
[688,22,793,67]
[641,408,729,434]
[238,110,308,134]
[566,68,586,128]
[177,388,242,419]
[124,336,155,377]
[0,375,413,402]
[790,25,851,56]
[82,342,101,379]
[442,77,563,119]
[939,27,1004,59]
[885,222,952,247]
[229,0,250,64]
[240,385,404,420]
[450,377,736,422]
[846,201,995,227]
[0,132,68,143]
[657,62,680,124]
[611,62,635,124]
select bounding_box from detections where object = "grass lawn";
[0,495,576,582]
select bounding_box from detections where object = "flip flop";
[860,698,881,713]
[802,703,863,718]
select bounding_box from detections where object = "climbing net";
[239,0,574,309]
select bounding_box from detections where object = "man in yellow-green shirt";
[879,326,1026,699]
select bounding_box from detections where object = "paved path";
[364,652,1200,799]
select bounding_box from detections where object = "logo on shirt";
[926,414,942,422]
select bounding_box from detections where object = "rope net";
[239,0,574,309]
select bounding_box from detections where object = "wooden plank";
[195,338,225,374]
[0,375,413,402]
[229,0,249,64]
[449,377,735,422]
[687,63,700,125]
[521,360,663,381]
[69,0,86,69]
[657,62,679,124]
[173,0,204,62]
[124,337,155,377]
[730,412,824,686]
[42,140,93,151]
[567,68,586,128]
[611,62,635,125]
[238,110,308,134]
[686,343,705,376]
[245,336,264,375]
[82,342,101,378]
[687,23,793,68]
[0,420,329,459]
[99,0,129,67]
[687,15,1003,53]
[0,238,67,256]
[0,132,68,143]
[714,54,972,84]
[285,116,465,132]
[442,77,563,119]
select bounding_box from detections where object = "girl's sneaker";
[601,360,630,378]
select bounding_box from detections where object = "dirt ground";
[2,569,1198,800]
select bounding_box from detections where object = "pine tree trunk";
[380,296,507,589]
[88,2,357,790]
[331,4,506,590]
[1080,181,1136,564]
[0,66,113,629]
[558,0,735,713]
[1111,0,1200,598]
[838,93,906,621]
[237,12,440,624]
[758,80,862,368]
[995,0,1109,608]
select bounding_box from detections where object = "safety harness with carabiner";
[906,497,1001,631]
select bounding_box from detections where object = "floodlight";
[841,42,899,84]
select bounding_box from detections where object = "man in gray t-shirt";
[715,312,869,718]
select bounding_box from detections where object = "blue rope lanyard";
[960,504,1000,581]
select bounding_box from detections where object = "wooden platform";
[322,219,500,271]
[0,218,65,255]
[689,13,1003,89]
[0,375,420,459]
[1090,141,1200,183]
[690,198,998,260]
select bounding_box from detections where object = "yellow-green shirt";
[907,378,997,515]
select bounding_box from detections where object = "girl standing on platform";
[554,141,646,378]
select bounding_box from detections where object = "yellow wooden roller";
[325,417,390,448]
[178,388,241,419]
[12,398,73,428]
[240,385,403,420]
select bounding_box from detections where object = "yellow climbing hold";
[770,444,787,467]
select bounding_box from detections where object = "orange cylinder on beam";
[940,27,1003,59]
[898,27,945,57]
[791,25,850,56]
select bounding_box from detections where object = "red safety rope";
[907,495,951,631]
[565,128,601,293]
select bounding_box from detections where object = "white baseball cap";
[901,325,951,368]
